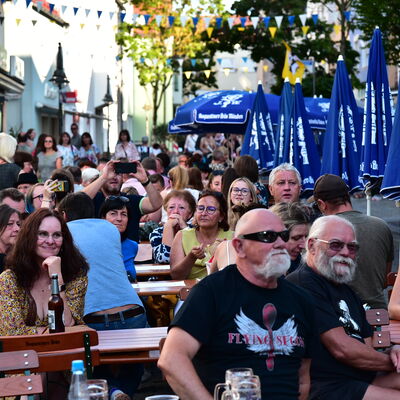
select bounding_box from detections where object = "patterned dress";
[0,269,87,336]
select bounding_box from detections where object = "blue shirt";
[67,219,143,315]
[121,238,138,280]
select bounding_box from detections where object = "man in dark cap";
[313,174,393,308]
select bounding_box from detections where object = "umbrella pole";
[366,194,372,216]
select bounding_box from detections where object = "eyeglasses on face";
[37,231,63,241]
[33,193,56,201]
[44,140,53,143]
[315,238,359,255]
[238,230,290,243]
[232,187,250,195]
[196,205,218,215]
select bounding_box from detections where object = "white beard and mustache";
[315,250,356,284]
[254,249,291,279]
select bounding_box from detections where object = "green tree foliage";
[209,0,360,96]
[116,0,224,132]
[353,0,400,65]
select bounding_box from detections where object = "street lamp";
[50,43,69,135]
[102,75,113,156]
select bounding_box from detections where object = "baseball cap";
[313,174,349,201]
[82,168,100,183]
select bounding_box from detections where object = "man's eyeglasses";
[315,238,359,255]
[238,230,290,243]
[38,231,63,242]
[232,187,250,195]
[107,195,129,203]
[196,205,218,215]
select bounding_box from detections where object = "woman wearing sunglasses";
[170,190,233,280]
[227,177,258,230]
[99,196,138,282]
[270,202,312,274]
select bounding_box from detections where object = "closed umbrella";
[241,82,275,171]
[359,27,395,214]
[320,55,363,192]
[274,78,293,167]
[291,79,321,192]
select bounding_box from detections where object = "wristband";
[142,179,151,187]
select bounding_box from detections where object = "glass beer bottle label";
[48,310,56,330]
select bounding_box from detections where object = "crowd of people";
[0,127,400,400]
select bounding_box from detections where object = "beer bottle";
[48,273,65,333]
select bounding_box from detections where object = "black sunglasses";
[238,230,290,243]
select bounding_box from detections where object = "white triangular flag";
[251,16,259,28]
[299,14,307,26]
[180,15,188,27]
[155,15,163,26]
[203,17,211,29]
[227,17,235,29]
[275,15,283,28]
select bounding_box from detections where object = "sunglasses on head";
[238,230,290,243]
[315,238,359,255]
[107,195,129,203]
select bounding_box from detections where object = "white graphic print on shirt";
[231,303,304,371]
[338,299,362,339]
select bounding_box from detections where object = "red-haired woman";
[0,208,88,335]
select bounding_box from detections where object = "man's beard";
[315,250,356,284]
[254,249,291,279]
[103,182,121,196]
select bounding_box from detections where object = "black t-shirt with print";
[171,265,317,399]
[286,265,375,388]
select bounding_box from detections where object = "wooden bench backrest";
[365,308,391,348]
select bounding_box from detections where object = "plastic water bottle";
[68,360,89,400]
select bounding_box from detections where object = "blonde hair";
[168,166,189,190]
[227,177,258,230]
[0,133,17,163]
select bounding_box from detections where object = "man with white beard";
[287,215,400,400]
[159,209,317,400]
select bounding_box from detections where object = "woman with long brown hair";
[0,208,88,335]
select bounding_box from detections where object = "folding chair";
[0,350,43,399]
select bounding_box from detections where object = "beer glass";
[145,396,179,400]
[214,368,253,400]
[224,376,261,400]
[87,379,108,400]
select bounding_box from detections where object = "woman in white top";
[114,129,140,161]
[57,132,79,167]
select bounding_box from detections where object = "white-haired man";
[287,215,400,400]
[269,163,302,204]
[158,209,317,400]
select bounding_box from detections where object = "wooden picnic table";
[135,264,171,278]
[96,326,168,364]
[132,279,197,296]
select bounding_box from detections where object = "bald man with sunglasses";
[287,215,400,400]
[159,209,317,400]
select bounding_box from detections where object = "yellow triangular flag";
[263,65,269,72]
[96,24,101,30]
[269,27,277,38]
[242,66,249,73]
[184,71,192,79]
[207,27,213,38]
[80,23,85,29]
[301,26,309,35]
[223,68,230,77]
[333,24,340,35]
[204,70,211,78]
[16,19,21,26]
[238,27,244,31]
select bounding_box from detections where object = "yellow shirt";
[181,227,233,279]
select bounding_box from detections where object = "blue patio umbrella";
[240,82,275,171]
[173,89,331,134]
[360,27,395,182]
[320,55,363,192]
[381,84,400,200]
[291,80,321,191]
[274,78,293,167]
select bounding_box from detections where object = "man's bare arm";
[158,327,212,400]
[298,359,311,400]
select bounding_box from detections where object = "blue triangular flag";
[263,17,270,27]
[168,16,175,26]
[312,14,318,24]
[240,17,246,27]
[216,17,223,28]
[120,12,126,23]
[97,10,102,19]
[144,14,151,24]
[192,17,199,27]
[49,3,55,13]
[73,7,79,16]
[288,15,295,26]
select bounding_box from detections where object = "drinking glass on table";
[145,395,179,400]
[214,368,253,400]
[87,379,108,400]
[226,375,261,400]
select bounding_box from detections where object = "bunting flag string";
[4,0,353,37]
